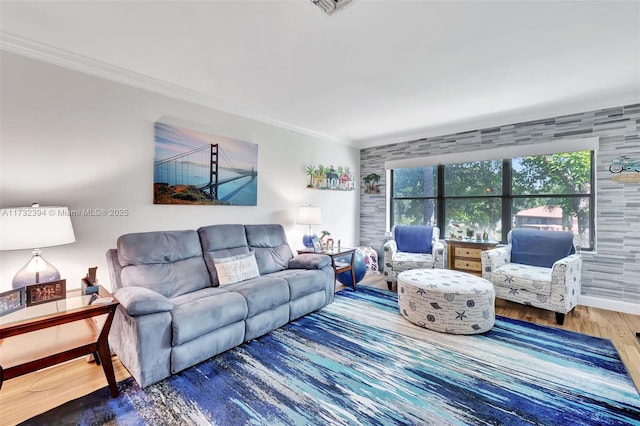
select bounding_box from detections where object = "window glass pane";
[444,160,502,197]
[392,166,437,198]
[512,197,590,249]
[444,198,502,242]
[512,151,591,195]
[388,150,593,250]
[393,199,436,226]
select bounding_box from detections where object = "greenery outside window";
[390,150,594,250]
[392,166,437,226]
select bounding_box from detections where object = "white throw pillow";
[214,252,260,285]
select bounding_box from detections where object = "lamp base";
[302,233,317,249]
[12,249,61,289]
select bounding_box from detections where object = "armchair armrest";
[551,254,582,283]
[551,254,582,311]
[552,253,581,268]
[114,286,173,317]
[481,246,511,279]
[288,254,331,270]
[382,239,397,282]
[383,239,397,264]
[432,240,445,268]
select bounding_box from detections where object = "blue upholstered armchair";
[481,228,582,325]
[383,225,444,290]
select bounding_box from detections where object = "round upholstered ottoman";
[397,269,495,334]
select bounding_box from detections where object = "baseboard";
[579,295,640,316]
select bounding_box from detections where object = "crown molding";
[0,32,353,147]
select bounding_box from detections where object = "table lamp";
[0,203,76,288]
[297,205,322,249]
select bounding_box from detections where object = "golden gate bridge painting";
[154,122,258,206]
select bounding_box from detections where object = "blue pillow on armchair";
[511,228,576,268]
[394,225,433,254]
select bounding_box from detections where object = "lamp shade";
[0,206,76,251]
[297,206,322,225]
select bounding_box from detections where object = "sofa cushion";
[224,276,290,317]
[394,225,433,254]
[118,230,211,298]
[170,286,231,305]
[171,291,248,346]
[115,286,173,316]
[491,263,552,294]
[511,229,575,268]
[245,224,294,274]
[118,230,202,266]
[270,269,329,300]
[392,252,436,272]
[198,224,251,287]
[214,252,260,285]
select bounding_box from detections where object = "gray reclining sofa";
[106,224,334,387]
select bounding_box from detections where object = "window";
[511,151,592,249]
[390,150,594,250]
[391,166,437,226]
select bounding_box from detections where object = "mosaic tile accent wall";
[360,104,640,304]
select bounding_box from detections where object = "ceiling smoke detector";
[311,0,356,16]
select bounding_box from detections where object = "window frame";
[389,152,595,250]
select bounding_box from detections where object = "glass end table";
[0,286,120,397]
[297,247,358,290]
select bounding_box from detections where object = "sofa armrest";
[114,286,173,317]
[288,254,332,270]
[481,246,511,279]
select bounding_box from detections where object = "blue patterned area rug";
[23,287,640,425]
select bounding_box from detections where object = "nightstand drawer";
[453,259,482,271]
[454,247,482,258]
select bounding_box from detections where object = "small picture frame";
[86,266,98,285]
[0,288,26,317]
[311,235,323,253]
[26,279,66,306]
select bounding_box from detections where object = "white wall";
[0,52,360,291]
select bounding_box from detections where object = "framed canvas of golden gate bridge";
[154,121,258,206]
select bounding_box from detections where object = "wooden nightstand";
[446,239,498,276]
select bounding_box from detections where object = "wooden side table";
[446,239,498,277]
[0,286,120,397]
[297,247,358,290]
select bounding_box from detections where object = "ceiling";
[1,1,638,148]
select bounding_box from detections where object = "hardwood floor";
[2,274,639,425]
